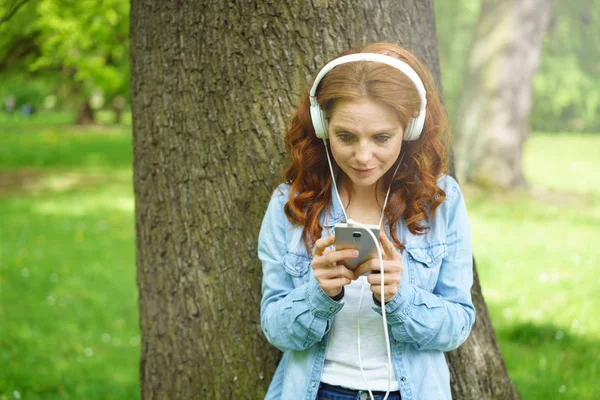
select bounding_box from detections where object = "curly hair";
[281,42,451,252]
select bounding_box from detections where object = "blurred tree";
[32,0,130,124]
[131,0,519,398]
[0,0,129,124]
[532,0,600,132]
[0,0,29,25]
[434,0,481,120]
[0,0,41,72]
[436,0,600,134]
[452,0,553,189]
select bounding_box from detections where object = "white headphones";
[309,53,427,142]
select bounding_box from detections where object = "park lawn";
[466,132,600,399]
[0,117,138,400]
[0,116,599,399]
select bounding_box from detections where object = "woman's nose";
[354,143,372,164]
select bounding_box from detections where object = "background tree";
[0,0,129,124]
[451,0,553,188]
[531,0,600,133]
[0,0,40,71]
[130,0,518,398]
[436,0,600,135]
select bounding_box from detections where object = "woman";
[258,42,475,400]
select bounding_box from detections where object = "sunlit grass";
[0,115,132,172]
[0,118,598,399]
[0,188,138,399]
[524,132,600,195]
[0,187,139,399]
[465,132,600,399]
[0,119,138,399]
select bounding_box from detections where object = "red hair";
[281,42,451,252]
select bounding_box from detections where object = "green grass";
[0,116,599,399]
[0,112,132,172]
[0,110,132,128]
[465,132,600,399]
[0,117,138,399]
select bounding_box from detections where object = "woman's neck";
[338,176,386,225]
[339,176,384,203]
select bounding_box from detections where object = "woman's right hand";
[311,234,358,298]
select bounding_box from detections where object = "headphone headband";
[309,53,427,141]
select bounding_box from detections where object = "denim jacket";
[258,175,475,400]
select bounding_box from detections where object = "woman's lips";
[352,167,376,177]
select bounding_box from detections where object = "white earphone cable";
[352,220,392,400]
[323,139,348,222]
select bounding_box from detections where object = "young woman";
[258,42,475,400]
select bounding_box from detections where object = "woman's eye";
[337,133,354,141]
[375,135,391,142]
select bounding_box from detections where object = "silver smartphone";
[334,222,380,271]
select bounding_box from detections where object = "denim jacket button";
[311,381,316,387]
[426,257,432,263]
[401,376,407,382]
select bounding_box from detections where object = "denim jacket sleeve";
[258,185,345,352]
[372,178,476,352]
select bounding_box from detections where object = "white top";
[320,275,400,391]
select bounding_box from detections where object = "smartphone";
[334,222,380,271]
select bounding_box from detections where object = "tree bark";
[75,100,95,125]
[445,264,519,398]
[452,0,553,189]
[130,0,518,398]
[112,95,126,124]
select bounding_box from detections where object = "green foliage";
[31,0,130,100]
[532,1,600,132]
[0,0,130,110]
[435,0,600,133]
[2,0,596,130]
[0,0,41,69]
[0,73,56,109]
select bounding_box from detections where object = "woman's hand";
[311,234,358,298]
[353,232,403,304]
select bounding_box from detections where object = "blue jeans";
[317,382,402,400]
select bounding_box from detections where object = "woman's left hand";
[353,231,403,304]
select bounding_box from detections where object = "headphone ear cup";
[404,112,426,141]
[404,119,416,141]
[310,104,329,139]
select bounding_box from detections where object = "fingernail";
[353,250,359,256]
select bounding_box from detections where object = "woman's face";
[327,97,404,191]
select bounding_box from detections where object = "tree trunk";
[112,95,126,124]
[452,0,553,189]
[75,100,94,125]
[130,0,518,398]
[445,264,519,398]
